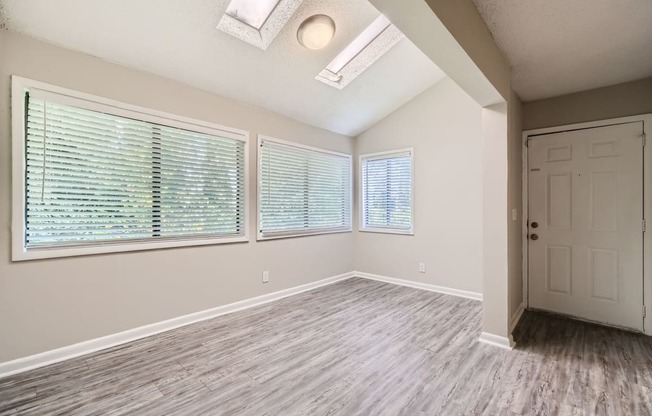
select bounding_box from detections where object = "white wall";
[0,30,355,363]
[508,91,524,325]
[354,78,484,294]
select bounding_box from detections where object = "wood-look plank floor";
[1,277,651,415]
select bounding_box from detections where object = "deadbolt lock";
[531,222,539,229]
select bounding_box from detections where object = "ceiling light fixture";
[297,15,336,50]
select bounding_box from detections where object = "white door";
[528,122,644,331]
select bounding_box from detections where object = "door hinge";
[643,134,647,147]
[644,219,647,232]
[644,305,647,319]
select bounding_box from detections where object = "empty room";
[0,0,651,414]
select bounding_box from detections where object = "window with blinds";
[258,137,352,239]
[14,78,247,259]
[360,149,413,234]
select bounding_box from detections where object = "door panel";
[528,122,644,330]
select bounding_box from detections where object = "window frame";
[359,148,415,235]
[11,76,250,261]
[256,135,353,241]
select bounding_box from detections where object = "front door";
[528,122,644,331]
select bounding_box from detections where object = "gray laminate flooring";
[1,277,651,415]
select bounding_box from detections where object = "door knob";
[530,234,539,240]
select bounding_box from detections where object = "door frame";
[522,114,652,334]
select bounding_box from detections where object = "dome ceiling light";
[297,15,336,50]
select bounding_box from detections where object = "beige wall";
[370,0,515,343]
[0,30,355,363]
[481,101,510,341]
[508,91,524,323]
[1,0,523,360]
[354,78,484,294]
[523,77,652,130]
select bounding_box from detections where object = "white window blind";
[258,137,352,239]
[361,149,413,233]
[22,90,246,251]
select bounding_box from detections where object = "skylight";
[316,15,404,89]
[225,0,280,30]
[217,0,304,50]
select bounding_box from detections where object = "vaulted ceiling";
[0,0,446,137]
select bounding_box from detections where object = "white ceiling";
[0,0,445,137]
[473,0,652,101]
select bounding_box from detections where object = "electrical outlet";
[418,262,426,273]
[262,271,269,283]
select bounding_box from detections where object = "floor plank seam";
[153,383,165,398]
[2,278,652,415]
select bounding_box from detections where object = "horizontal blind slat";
[24,95,246,248]
[29,104,243,151]
[26,137,244,171]
[259,139,351,236]
[361,153,412,230]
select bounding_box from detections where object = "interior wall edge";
[354,271,483,301]
[509,302,525,334]
[478,332,514,350]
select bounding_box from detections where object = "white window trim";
[257,135,353,241]
[359,147,414,235]
[11,76,250,261]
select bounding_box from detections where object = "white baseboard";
[510,302,525,333]
[0,271,486,379]
[0,271,355,380]
[354,271,483,301]
[478,302,523,351]
[478,332,514,350]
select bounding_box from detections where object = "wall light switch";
[512,209,518,221]
[262,271,269,283]
[418,263,426,273]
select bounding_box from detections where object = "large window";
[12,77,248,260]
[360,148,413,234]
[258,136,352,239]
